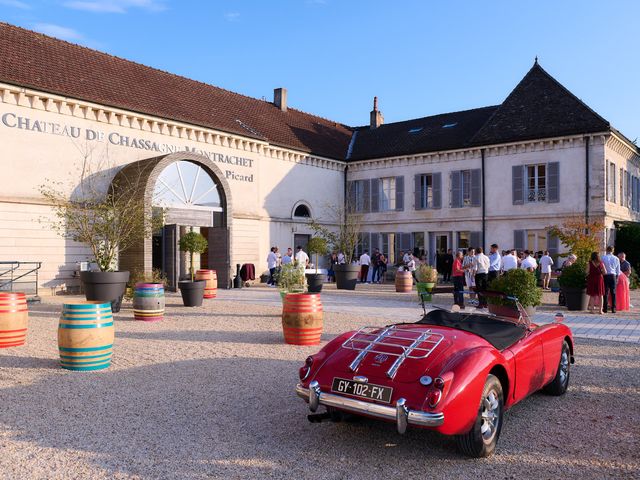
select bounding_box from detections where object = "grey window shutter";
[395,176,404,211]
[370,178,380,212]
[370,233,380,252]
[512,166,524,205]
[414,174,422,210]
[547,162,560,203]
[402,233,412,251]
[363,179,371,213]
[471,169,481,207]
[450,171,461,208]
[547,231,560,256]
[514,230,525,250]
[470,231,482,250]
[432,173,442,209]
[347,181,356,212]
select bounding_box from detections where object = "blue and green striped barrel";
[133,283,165,321]
[58,302,114,371]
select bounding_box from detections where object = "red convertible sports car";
[296,298,574,457]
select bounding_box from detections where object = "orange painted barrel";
[58,302,114,371]
[395,270,413,293]
[195,269,217,298]
[0,292,28,348]
[281,293,323,345]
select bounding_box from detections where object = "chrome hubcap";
[559,350,569,385]
[480,389,500,443]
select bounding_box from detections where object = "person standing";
[281,247,293,265]
[452,251,465,308]
[327,252,338,282]
[539,250,554,290]
[615,252,631,311]
[371,248,381,283]
[266,247,278,286]
[587,252,606,314]
[359,250,371,283]
[406,253,417,283]
[294,245,309,268]
[378,253,388,284]
[472,247,490,309]
[602,246,620,313]
[501,249,518,272]
[520,250,538,272]
[488,244,501,283]
[443,249,454,282]
[463,248,477,301]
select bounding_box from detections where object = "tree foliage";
[306,236,328,273]
[487,269,543,308]
[548,216,604,263]
[179,231,208,282]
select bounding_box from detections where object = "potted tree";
[305,237,328,293]
[487,269,542,318]
[415,264,438,301]
[558,261,589,311]
[39,158,156,312]
[276,262,306,301]
[309,193,362,291]
[178,230,208,307]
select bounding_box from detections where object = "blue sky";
[1,0,639,141]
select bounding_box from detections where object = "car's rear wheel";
[455,374,503,458]
[543,341,571,396]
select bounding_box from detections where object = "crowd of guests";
[584,246,632,314]
[265,245,309,286]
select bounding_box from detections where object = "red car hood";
[321,324,466,383]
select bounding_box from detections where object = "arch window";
[293,204,311,218]
[153,161,222,211]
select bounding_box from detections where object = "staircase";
[0,261,42,303]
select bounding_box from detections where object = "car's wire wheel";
[481,389,500,443]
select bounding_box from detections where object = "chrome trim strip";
[296,384,444,431]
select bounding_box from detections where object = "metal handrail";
[0,261,42,301]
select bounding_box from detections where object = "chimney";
[370,96,384,129]
[274,87,287,112]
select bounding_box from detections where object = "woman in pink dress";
[586,252,605,314]
[612,252,631,311]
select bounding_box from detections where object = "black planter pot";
[563,287,589,311]
[178,280,206,307]
[334,264,359,291]
[305,273,324,293]
[80,271,130,313]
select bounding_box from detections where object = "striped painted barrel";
[395,270,413,293]
[0,292,28,348]
[195,269,217,298]
[58,302,114,371]
[133,283,165,322]
[281,293,323,345]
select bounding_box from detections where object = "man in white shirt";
[266,247,278,286]
[294,245,309,268]
[472,247,490,308]
[402,251,411,265]
[501,250,518,272]
[520,250,537,272]
[281,247,293,265]
[359,250,371,283]
[602,246,621,313]
[539,250,554,290]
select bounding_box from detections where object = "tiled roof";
[347,106,498,161]
[470,63,610,146]
[0,22,353,160]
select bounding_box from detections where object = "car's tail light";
[433,377,445,390]
[299,356,314,380]
[305,356,314,367]
[427,389,442,407]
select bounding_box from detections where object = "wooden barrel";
[281,293,323,345]
[195,269,217,298]
[58,302,114,371]
[0,292,28,348]
[133,283,165,321]
[395,270,413,293]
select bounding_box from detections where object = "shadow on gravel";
[0,355,59,369]
[116,330,338,345]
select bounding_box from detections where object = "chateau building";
[0,23,638,291]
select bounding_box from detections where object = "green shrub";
[629,270,639,290]
[179,231,208,281]
[275,262,306,293]
[415,264,437,283]
[125,268,167,300]
[557,261,587,290]
[487,269,542,308]
[306,237,328,273]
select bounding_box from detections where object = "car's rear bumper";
[296,381,444,433]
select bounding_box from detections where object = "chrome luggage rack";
[342,326,444,379]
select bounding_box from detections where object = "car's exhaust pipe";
[307,412,332,423]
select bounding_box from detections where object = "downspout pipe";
[481,148,486,250]
[585,136,590,224]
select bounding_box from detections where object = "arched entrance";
[113,152,232,290]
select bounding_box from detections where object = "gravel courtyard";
[0,288,638,479]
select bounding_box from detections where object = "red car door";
[507,331,546,403]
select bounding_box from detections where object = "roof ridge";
[0,22,349,129]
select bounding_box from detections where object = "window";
[620,168,625,206]
[293,204,311,218]
[457,231,470,249]
[514,229,559,255]
[379,177,396,211]
[526,164,546,202]
[412,232,425,258]
[451,169,481,208]
[353,180,366,212]
[461,170,472,206]
[607,162,616,203]
[418,174,433,208]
